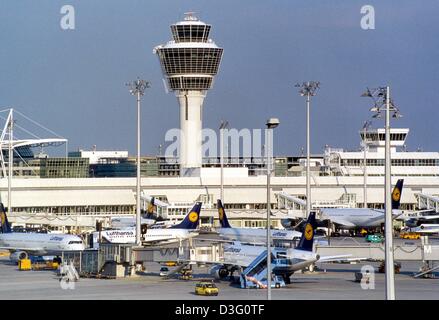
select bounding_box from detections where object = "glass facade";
[168,76,213,90]
[342,158,439,166]
[40,158,89,178]
[360,132,407,141]
[157,47,223,76]
[171,24,211,43]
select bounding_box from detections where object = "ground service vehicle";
[365,234,384,243]
[195,281,219,296]
[159,267,169,277]
[400,232,420,240]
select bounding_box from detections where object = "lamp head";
[266,118,280,129]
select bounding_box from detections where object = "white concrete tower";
[154,13,223,176]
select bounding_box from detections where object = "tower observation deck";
[154,13,223,176]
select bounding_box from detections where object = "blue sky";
[0,1,438,156]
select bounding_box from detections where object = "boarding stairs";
[239,250,286,289]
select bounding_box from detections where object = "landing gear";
[53,256,62,264]
[218,267,229,279]
[228,267,238,280]
[282,274,291,284]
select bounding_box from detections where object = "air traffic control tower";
[154,13,223,176]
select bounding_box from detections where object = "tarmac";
[1,255,438,300]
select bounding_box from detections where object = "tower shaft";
[177,90,205,173]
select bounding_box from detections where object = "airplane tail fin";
[217,199,232,228]
[391,179,404,210]
[170,202,202,229]
[296,212,317,252]
[146,197,155,219]
[0,203,12,234]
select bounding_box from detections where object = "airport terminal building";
[4,127,439,232]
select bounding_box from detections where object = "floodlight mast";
[7,109,13,216]
[362,120,372,209]
[219,120,229,203]
[362,86,401,300]
[295,81,320,219]
[265,117,279,301]
[127,79,150,246]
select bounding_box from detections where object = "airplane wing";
[0,247,44,255]
[327,218,357,228]
[406,215,439,221]
[317,254,368,263]
[194,238,266,246]
[178,258,246,268]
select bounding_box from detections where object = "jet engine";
[209,265,229,280]
[10,251,28,263]
[405,219,420,228]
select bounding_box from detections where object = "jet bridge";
[276,192,356,218]
[315,238,439,262]
[415,193,439,213]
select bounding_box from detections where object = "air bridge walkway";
[315,238,439,261]
[415,193,439,213]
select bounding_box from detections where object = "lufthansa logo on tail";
[304,223,313,241]
[392,188,401,202]
[218,208,224,221]
[188,211,199,223]
[0,212,5,226]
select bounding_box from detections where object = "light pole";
[296,82,320,218]
[7,109,13,216]
[362,86,401,300]
[219,121,229,203]
[362,120,372,209]
[127,78,150,246]
[265,117,279,300]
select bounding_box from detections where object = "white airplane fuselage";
[218,228,302,244]
[110,217,155,229]
[222,243,318,273]
[321,208,403,229]
[409,224,439,234]
[93,228,198,245]
[0,233,85,256]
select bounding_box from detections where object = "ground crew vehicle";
[400,232,420,240]
[159,267,169,277]
[195,281,219,296]
[365,234,384,243]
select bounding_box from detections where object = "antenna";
[184,12,198,21]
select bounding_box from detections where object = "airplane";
[216,199,302,244]
[110,196,162,229]
[319,179,405,231]
[91,202,202,247]
[403,212,439,234]
[0,204,85,262]
[404,224,439,234]
[190,212,355,284]
[110,217,156,229]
